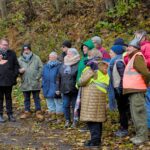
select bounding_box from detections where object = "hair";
[134,29,148,40]
[49,51,58,57]
[88,48,102,58]
[0,38,9,44]
[91,36,102,45]
[68,48,79,56]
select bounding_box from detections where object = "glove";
[88,61,98,71]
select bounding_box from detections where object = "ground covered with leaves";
[0,88,150,150]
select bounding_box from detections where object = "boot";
[47,113,56,122]
[0,114,5,123]
[36,110,44,121]
[20,111,31,119]
[56,113,64,124]
[8,114,16,122]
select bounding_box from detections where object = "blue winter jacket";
[42,61,61,98]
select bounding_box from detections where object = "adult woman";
[58,48,80,128]
[42,52,63,123]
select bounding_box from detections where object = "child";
[108,45,129,137]
[123,38,150,145]
[77,49,109,148]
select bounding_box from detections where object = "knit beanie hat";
[22,44,31,51]
[111,45,124,55]
[113,38,128,46]
[62,40,72,48]
[128,38,140,49]
[91,36,102,45]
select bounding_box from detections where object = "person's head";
[113,38,128,47]
[109,45,124,58]
[49,51,58,61]
[22,44,31,55]
[134,30,147,43]
[67,48,79,58]
[127,38,140,54]
[91,36,102,49]
[0,38,9,51]
[82,39,95,55]
[98,61,109,75]
[88,48,102,59]
[61,40,72,53]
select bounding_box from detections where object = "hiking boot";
[131,137,148,145]
[114,129,128,137]
[84,140,101,148]
[71,120,78,128]
[47,113,56,122]
[0,114,6,123]
[20,111,31,119]
[8,114,16,122]
[64,120,71,128]
[56,114,64,124]
[36,111,44,121]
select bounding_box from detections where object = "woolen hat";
[113,38,128,46]
[111,45,124,55]
[22,44,31,50]
[62,40,72,48]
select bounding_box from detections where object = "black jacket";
[58,62,78,94]
[0,50,19,86]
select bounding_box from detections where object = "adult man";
[58,40,72,62]
[18,44,44,120]
[0,38,19,122]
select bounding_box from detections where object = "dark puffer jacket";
[58,63,78,94]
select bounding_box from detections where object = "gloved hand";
[88,61,98,71]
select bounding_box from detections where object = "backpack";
[112,59,125,88]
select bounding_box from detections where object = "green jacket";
[76,39,94,82]
[18,54,43,91]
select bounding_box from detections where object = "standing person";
[58,40,72,62]
[18,44,44,121]
[58,48,80,128]
[123,39,150,145]
[76,39,94,82]
[77,49,109,148]
[91,36,110,60]
[108,45,129,137]
[0,38,19,122]
[42,52,63,123]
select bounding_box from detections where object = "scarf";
[23,52,33,62]
[47,60,61,68]
[0,49,7,60]
[64,54,80,66]
[108,54,122,110]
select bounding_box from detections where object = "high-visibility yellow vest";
[83,67,109,93]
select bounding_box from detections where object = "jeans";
[23,90,41,112]
[115,89,130,130]
[46,98,63,114]
[87,122,102,144]
[145,87,150,128]
[63,92,77,121]
[0,86,13,115]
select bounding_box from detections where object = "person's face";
[109,50,116,58]
[83,45,89,54]
[23,48,31,54]
[126,46,136,54]
[99,63,108,74]
[67,50,73,58]
[49,54,57,61]
[61,46,68,52]
[92,40,99,49]
[0,40,9,51]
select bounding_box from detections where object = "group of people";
[0,29,150,148]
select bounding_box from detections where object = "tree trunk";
[104,0,115,10]
[0,0,7,19]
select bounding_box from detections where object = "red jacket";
[140,41,150,70]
